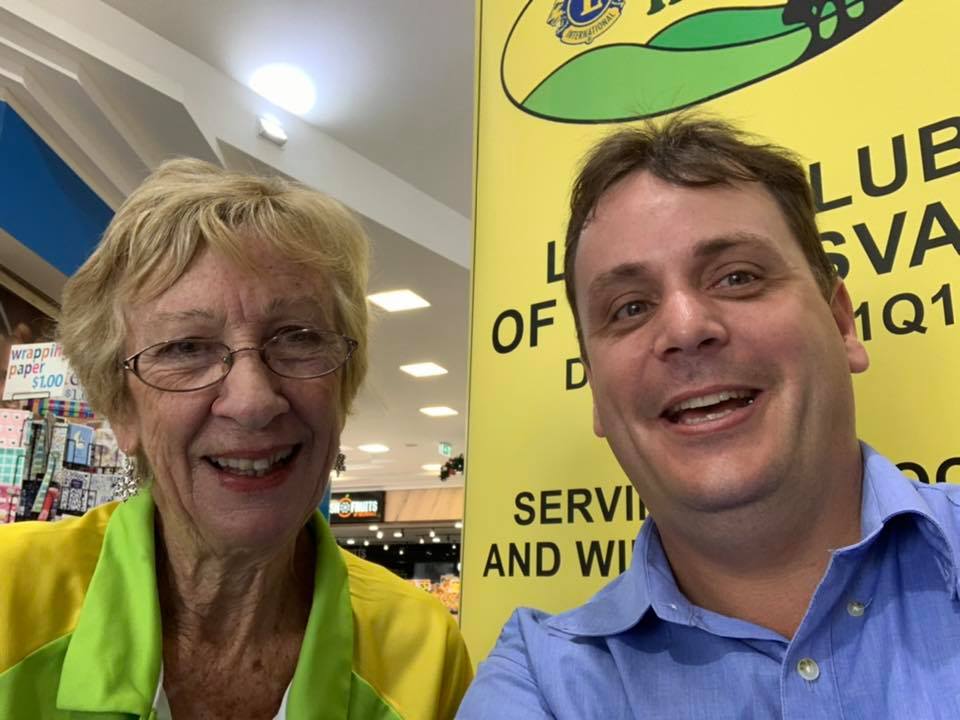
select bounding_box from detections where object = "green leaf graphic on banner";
[523,30,810,121]
[506,0,904,123]
[648,7,803,49]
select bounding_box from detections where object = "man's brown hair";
[564,114,837,361]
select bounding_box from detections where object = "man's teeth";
[209,448,294,476]
[668,389,754,415]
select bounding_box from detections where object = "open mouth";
[662,389,759,426]
[205,445,300,478]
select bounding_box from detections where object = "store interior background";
[0,1,475,614]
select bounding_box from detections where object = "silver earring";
[114,454,140,502]
[334,452,346,477]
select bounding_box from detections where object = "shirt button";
[847,600,866,617]
[796,658,820,682]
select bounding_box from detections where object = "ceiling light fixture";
[400,362,448,378]
[376,531,384,539]
[422,463,442,473]
[419,538,425,545]
[357,444,389,454]
[419,406,458,417]
[249,63,316,116]
[454,521,463,529]
[392,530,403,538]
[368,525,379,532]
[432,537,441,543]
[367,290,430,312]
[257,115,288,147]
[363,540,370,547]
[346,538,355,545]
[429,529,436,538]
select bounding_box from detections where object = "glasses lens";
[265,329,352,378]
[135,340,229,391]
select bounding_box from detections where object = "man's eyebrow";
[586,263,652,301]
[585,232,774,301]
[692,232,772,259]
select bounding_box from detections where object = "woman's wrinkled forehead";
[124,247,336,343]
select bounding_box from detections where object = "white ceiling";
[100,0,476,218]
[0,0,475,493]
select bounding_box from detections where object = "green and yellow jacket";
[0,492,472,719]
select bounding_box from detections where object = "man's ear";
[584,361,606,438]
[830,280,870,374]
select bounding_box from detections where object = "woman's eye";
[612,300,650,321]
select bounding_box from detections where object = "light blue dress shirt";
[458,445,960,719]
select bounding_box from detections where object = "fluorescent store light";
[422,464,442,472]
[368,525,379,532]
[432,537,441,543]
[392,531,403,538]
[400,362,448,378]
[454,521,463,529]
[346,538,355,545]
[419,406,458,417]
[357,444,389,454]
[376,531,384,539]
[367,290,430,312]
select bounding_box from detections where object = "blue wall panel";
[0,102,113,276]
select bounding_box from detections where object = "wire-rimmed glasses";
[122,328,358,392]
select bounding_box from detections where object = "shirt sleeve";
[455,610,555,719]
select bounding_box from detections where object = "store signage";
[439,441,452,458]
[3,343,87,403]
[329,491,385,524]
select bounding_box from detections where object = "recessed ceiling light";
[399,549,404,556]
[454,521,463,529]
[358,444,389,454]
[383,544,389,551]
[432,537,441,543]
[376,531,384,539]
[420,406,458,417]
[346,538,355,545]
[368,524,379,532]
[422,463,442,472]
[392,530,403,538]
[400,362,448,378]
[452,544,457,550]
[419,538,425,544]
[363,540,370,547]
[429,529,436,538]
[250,63,316,116]
[367,290,430,312]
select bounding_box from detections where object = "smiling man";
[457,117,960,718]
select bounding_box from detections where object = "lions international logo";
[504,0,904,122]
[547,0,626,45]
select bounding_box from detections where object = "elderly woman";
[0,160,472,718]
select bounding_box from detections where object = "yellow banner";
[464,0,960,663]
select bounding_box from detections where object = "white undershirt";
[153,665,290,720]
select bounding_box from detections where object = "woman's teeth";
[208,448,295,476]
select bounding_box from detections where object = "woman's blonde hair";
[59,158,369,422]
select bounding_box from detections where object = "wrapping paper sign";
[3,343,87,403]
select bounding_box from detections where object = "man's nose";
[651,289,729,359]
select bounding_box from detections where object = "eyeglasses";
[123,328,358,392]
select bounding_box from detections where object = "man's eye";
[612,300,650,321]
[718,271,758,288]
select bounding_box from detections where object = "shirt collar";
[57,492,355,719]
[855,443,960,597]
[546,442,960,638]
